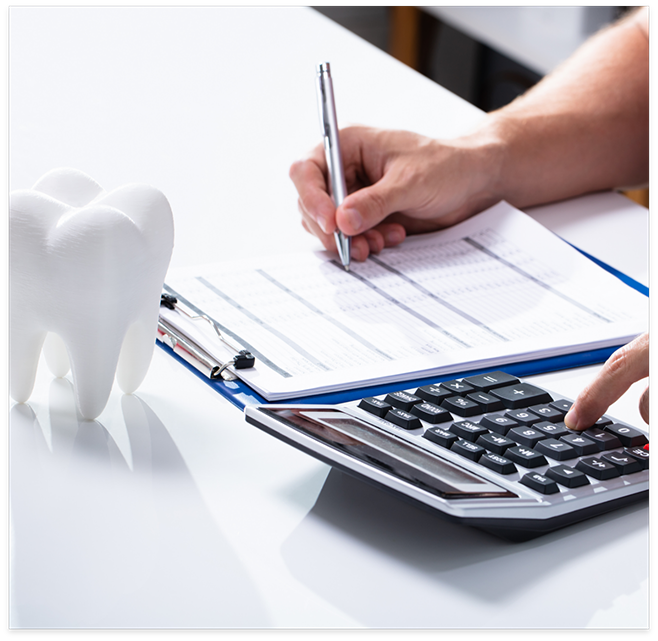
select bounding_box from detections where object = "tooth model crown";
[10,168,175,419]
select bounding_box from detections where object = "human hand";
[564,333,649,430]
[289,126,501,261]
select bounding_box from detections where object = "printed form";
[163,202,647,401]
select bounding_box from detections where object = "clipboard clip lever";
[159,293,255,380]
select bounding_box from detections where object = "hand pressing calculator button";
[246,370,649,542]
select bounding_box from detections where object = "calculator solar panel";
[244,371,648,541]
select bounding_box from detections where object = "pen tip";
[344,265,350,272]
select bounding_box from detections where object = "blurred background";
[313,6,647,207]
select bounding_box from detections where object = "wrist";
[454,121,509,214]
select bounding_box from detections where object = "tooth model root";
[10,168,174,420]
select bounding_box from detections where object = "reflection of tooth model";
[10,168,175,419]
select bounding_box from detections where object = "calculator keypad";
[354,370,649,495]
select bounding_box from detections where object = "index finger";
[565,333,649,430]
[289,147,337,235]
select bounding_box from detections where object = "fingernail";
[341,207,363,234]
[385,228,405,245]
[564,406,579,430]
[315,213,331,235]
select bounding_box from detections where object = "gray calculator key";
[576,457,620,481]
[479,452,516,475]
[423,426,458,448]
[386,408,422,430]
[411,402,452,424]
[602,451,643,475]
[451,438,485,461]
[480,414,519,435]
[463,371,519,391]
[358,397,391,418]
[441,396,481,417]
[560,432,599,456]
[605,423,648,447]
[546,464,590,488]
[535,438,577,461]
[506,445,547,468]
[476,432,515,454]
[581,427,621,451]
[491,383,552,409]
[450,420,488,441]
[508,426,546,448]
[533,420,569,439]
[385,390,422,411]
[520,472,560,495]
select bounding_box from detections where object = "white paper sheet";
[163,202,648,401]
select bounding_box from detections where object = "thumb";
[335,176,409,236]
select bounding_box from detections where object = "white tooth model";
[10,168,175,419]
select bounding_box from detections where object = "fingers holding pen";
[290,154,336,236]
[291,138,408,261]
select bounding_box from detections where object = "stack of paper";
[162,202,648,401]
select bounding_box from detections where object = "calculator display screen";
[263,408,515,500]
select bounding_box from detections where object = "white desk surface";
[8,6,649,631]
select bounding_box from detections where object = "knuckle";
[604,344,634,378]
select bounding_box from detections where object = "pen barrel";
[316,64,348,207]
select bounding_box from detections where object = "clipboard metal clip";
[158,292,255,381]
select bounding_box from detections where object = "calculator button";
[604,424,648,448]
[593,416,613,428]
[527,404,564,422]
[505,445,547,468]
[415,384,453,404]
[490,383,552,409]
[450,420,488,441]
[423,427,458,448]
[385,408,422,430]
[546,464,590,488]
[467,391,504,412]
[560,432,599,456]
[462,371,519,391]
[581,427,621,451]
[576,457,620,481]
[410,402,452,424]
[479,452,516,475]
[520,472,560,495]
[508,426,546,448]
[480,414,519,435]
[602,451,643,475]
[384,390,422,411]
[504,409,540,426]
[423,426,458,448]
[451,439,485,461]
[626,446,649,469]
[440,379,474,395]
[549,399,573,413]
[533,420,569,439]
[358,397,391,418]
[441,396,481,417]
[476,432,515,454]
[535,438,577,461]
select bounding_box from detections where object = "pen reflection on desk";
[316,62,351,271]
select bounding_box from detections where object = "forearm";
[468,7,649,209]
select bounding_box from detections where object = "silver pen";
[316,62,351,271]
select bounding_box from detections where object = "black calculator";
[244,371,649,541]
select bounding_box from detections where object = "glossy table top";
[8,6,649,630]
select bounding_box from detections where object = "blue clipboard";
[158,248,648,412]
